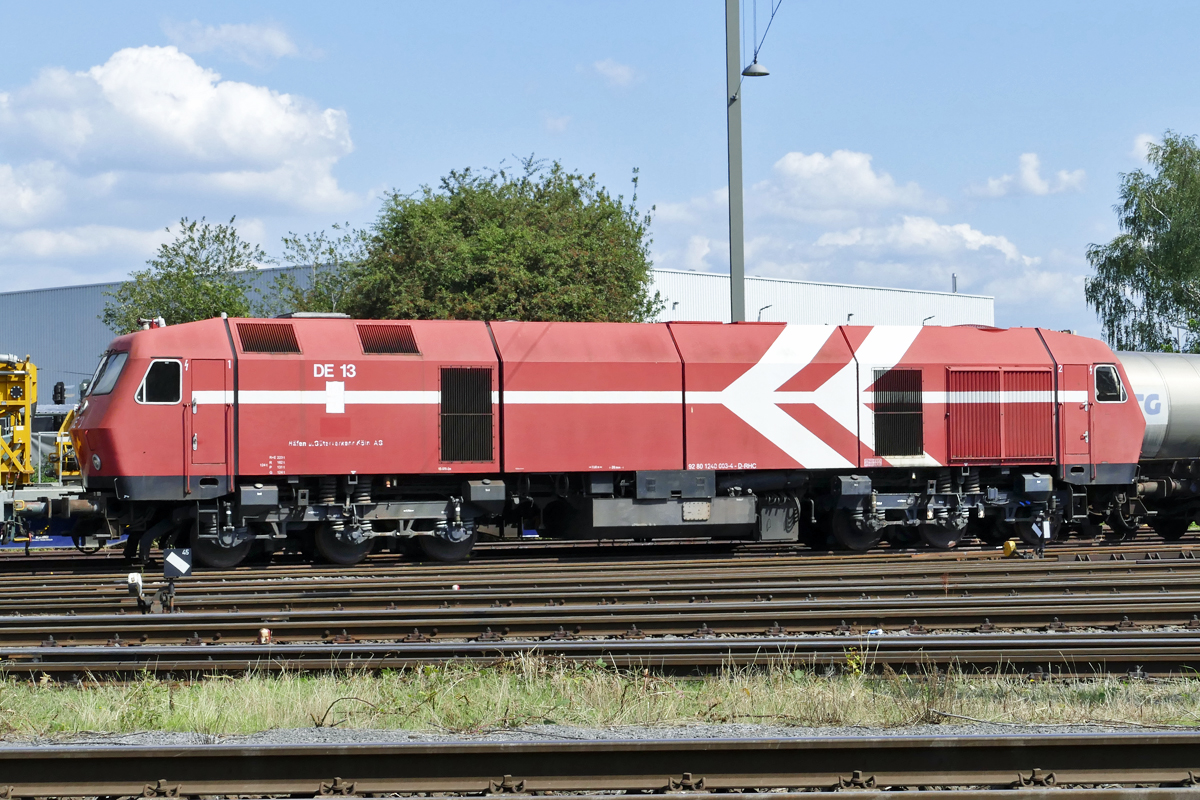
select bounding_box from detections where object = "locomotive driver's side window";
[87,352,128,396]
[135,359,182,404]
[1095,364,1127,403]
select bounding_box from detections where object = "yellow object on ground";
[1003,539,1019,557]
[52,407,79,480]
[0,354,35,489]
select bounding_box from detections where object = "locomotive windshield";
[86,352,128,396]
[1095,364,1127,403]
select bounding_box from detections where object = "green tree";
[103,217,268,333]
[346,157,662,322]
[265,223,368,315]
[1085,131,1200,351]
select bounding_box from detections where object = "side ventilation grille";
[237,323,301,354]
[873,368,924,457]
[440,367,493,462]
[358,324,419,354]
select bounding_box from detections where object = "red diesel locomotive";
[63,314,1159,567]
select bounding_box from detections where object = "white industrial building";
[1,267,993,397]
[651,269,992,326]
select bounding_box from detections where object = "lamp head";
[742,61,770,77]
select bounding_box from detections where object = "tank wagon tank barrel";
[59,315,1200,568]
[1115,350,1200,540]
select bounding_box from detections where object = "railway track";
[0,532,1190,575]
[7,631,1200,677]
[1,734,1198,796]
[2,542,1198,614]
[3,541,1200,674]
[4,586,1200,648]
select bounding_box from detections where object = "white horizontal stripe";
[690,389,1090,405]
[236,390,440,405]
[191,390,233,404]
[194,387,1095,408]
[932,391,1055,404]
[688,391,817,404]
[504,390,679,404]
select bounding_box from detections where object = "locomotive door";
[1060,364,1091,465]
[189,359,229,468]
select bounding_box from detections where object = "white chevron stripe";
[705,325,856,469]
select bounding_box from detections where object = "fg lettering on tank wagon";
[58,314,1179,567]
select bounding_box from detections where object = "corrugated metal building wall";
[1,266,993,398]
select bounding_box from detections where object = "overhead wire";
[750,0,783,64]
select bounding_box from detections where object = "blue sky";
[1,2,1197,336]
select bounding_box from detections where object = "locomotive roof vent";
[237,322,302,354]
[274,312,351,319]
[358,323,420,355]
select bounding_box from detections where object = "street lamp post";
[726,0,769,323]
[725,0,745,322]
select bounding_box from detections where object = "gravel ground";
[5,721,1149,748]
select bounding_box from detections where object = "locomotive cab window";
[135,360,182,404]
[87,352,128,396]
[1095,364,1127,403]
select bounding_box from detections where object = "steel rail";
[0,546,1196,614]
[4,560,1200,617]
[6,631,1200,675]
[1,734,1199,796]
[0,539,1190,591]
[5,587,1200,647]
[0,535,1191,579]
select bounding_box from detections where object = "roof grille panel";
[358,324,419,355]
[237,322,301,354]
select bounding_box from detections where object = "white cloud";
[0,46,354,206]
[0,224,170,259]
[163,20,299,66]
[816,215,1036,265]
[755,150,932,225]
[649,147,1061,327]
[593,58,636,87]
[0,161,66,226]
[0,44,363,287]
[968,153,1085,197]
[681,235,715,271]
[1132,133,1158,161]
[543,113,571,134]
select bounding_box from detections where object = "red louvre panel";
[1002,370,1054,460]
[237,322,301,354]
[948,369,1000,461]
[358,324,419,355]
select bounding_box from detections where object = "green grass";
[3,658,1200,737]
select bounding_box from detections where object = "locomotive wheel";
[1105,510,1141,542]
[1014,520,1060,547]
[826,509,882,552]
[314,524,374,566]
[413,530,478,562]
[191,535,253,569]
[1150,516,1192,541]
[917,523,962,550]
